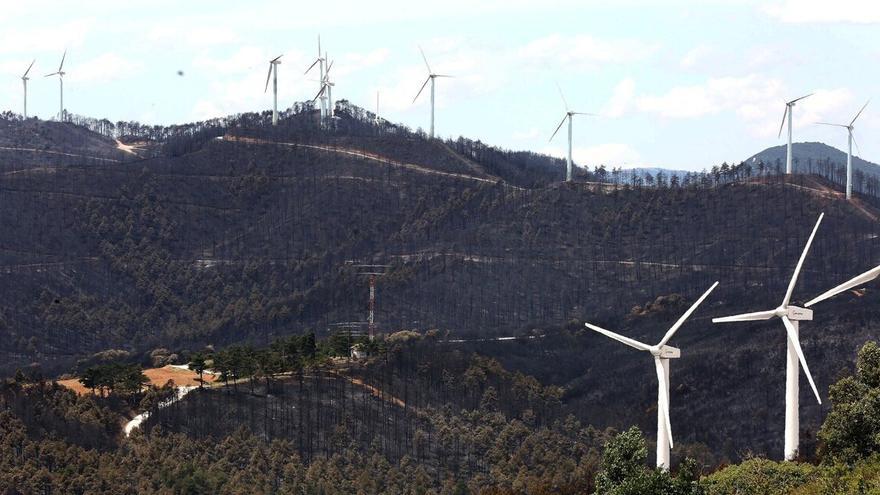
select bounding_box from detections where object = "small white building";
[350,344,368,360]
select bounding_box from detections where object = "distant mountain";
[746,141,880,178]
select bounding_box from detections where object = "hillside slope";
[1,109,879,462]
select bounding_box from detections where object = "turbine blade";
[549,115,567,142]
[815,122,847,128]
[325,60,334,76]
[270,54,283,63]
[781,316,822,404]
[264,64,273,93]
[23,59,35,78]
[712,309,776,323]
[418,45,432,74]
[658,281,719,347]
[852,132,862,157]
[58,49,66,72]
[778,106,788,139]
[789,93,814,104]
[433,74,454,78]
[782,213,824,307]
[654,357,674,448]
[556,82,569,111]
[571,112,599,116]
[851,100,870,127]
[806,265,880,307]
[412,76,430,103]
[44,71,59,77]
[312,85,326,102]
[584,322,651,351]
[304,59,319,75]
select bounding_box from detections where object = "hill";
[747,142,880,195]
[0,104,879,463]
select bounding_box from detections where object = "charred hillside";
[0,107,876,373]
[0,106,879,464]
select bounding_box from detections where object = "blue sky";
[1,0,878,171]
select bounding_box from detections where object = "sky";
[1,0,879,171]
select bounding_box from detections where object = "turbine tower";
[21,59,35,118]
[305,36,326,124]
[323,53,334,119]
[311,59,334,127]
[585,281,718,470]
[777,93,813,175]
[413,46,452,139]
[550,84,596,182]
[713,213,824,461]
[264,55,283,125]
[817,100,869,200]
[45,50,67,122]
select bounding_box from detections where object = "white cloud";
[519,34,659,71]
[763,0,880,23]
[542,143,643,167]
[602,78,636,118]
[635,75,785,120]
[0,19,93,55]
[147,24,239,47]
[68,53,143,83]
[601,74,855,138]
[680,45,714,69]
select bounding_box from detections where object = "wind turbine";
[585,281,719,470]
[413,46,452,139]
[305,36,326,123]
[712,213,824,461]
[264,55,283,125]
[21,59,35,118]
[550,84,596,182]
[806,263,880,308]
[311,59,334,127]
[45,50,67,122]
[817,101,869,200]
[323,52,335,119]
[777,93,813,175]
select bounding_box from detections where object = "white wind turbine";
[264,55,283,125]
[311,59,334,127]
[45,50,67,122]
[778,93,813,175]
[413,46,452,139]
[550,84,596,182]
[585,281,719,470]
[304,36,326,123]
[817,100,869,200]
[323,52,335,119]
[806,263,880,309]
[21,59,35,118]
[713,213,824,461]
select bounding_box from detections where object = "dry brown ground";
[57,365,216,396]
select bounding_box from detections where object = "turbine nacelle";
[650,345,680,359]
[786,306,812,321]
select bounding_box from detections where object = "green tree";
[594,427,702,495]
[188,352,208,388]
[818,341,880,463]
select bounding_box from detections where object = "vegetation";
[79,362,149,397]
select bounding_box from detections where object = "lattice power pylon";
[346,262,390,339]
